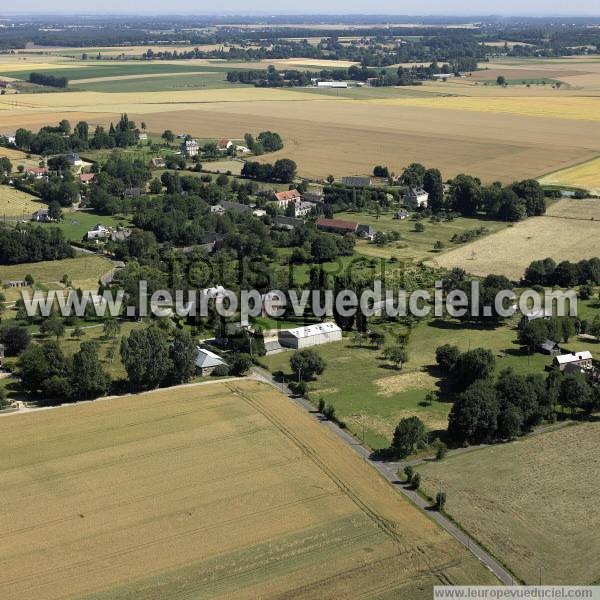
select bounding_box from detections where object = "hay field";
[539,157,600,195]
[417,422,600,584]
[0,254,113,295]
[133,100,600,182]
[0,185,46,217]
[429,200,600,279]
[545,197,600,219]
[0,380,496,599]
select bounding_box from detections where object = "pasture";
[430,200,600,279]
[0,380,496,599]
[336,210,508,263]
[417,422,600,584]
[0,185,46,217]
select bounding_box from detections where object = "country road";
[251,366,516,586]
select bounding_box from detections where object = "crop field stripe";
[226,381,467,589]
[227,382,404,544]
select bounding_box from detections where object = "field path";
[251,366,515,585]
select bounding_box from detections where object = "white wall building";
[404,187,429,209]
[278,322,342,349]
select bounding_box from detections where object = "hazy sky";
[6,1,600,16]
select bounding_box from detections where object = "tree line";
[4,114,141,156]
[0,224,74,265]
[29,72,69,88]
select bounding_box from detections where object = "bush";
[411,472,421,490]
[211,364,230,377]
[322,404,336,421]
[403,465,414,484]
[318,397,326,413]
[435,491,447,511]
[434,439,448,460]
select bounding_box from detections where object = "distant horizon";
[2,8,600,18]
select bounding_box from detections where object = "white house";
[218,139,234,152]
[293,201,316,217]
[271,189,302,209]
[554,351,593,372]
[278,322,342,350]
[181,139,200,158]
[195,347,226,376]
[404,187,429,209]
[138,133,148,141]
[87,224,110,240]
[210,204,225,214]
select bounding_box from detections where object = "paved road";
[252,366,516,585]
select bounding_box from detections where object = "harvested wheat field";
[539,157,600,195]
[133,100,600,182]
[0,185,46,217]
[417,422,600,584]
[0,380,496,599]
[429,200,600,279]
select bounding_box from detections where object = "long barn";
[278,322,342,349]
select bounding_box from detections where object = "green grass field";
[0,62,239,82]
[261,300,598,449]
[336,210,509,264]
[47,211,132,242]
[72,72,244,93]
[417,421,600,584]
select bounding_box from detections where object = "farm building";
[218,139,234,151]
[404,187,429,209]
[3,280,27,288]
[519,308,553,327]
[26,167,48,179]
[356,223,375,239]
[67,152,83,167]
[316,218,358,234]
[195,348,226,376]
[31,209,53,223]
[341,176,372,187]
[291,201,316,217]
[138,133,148,141]
[271,189,302,209]
[79,173,95,184]
[554,351,593,372]
[278,322,342,349]
[210,204,225,214]
[317,81,348,88]
[539,339,561,355]
[394,209,409,220]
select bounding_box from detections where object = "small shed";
[195,347,226,376]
